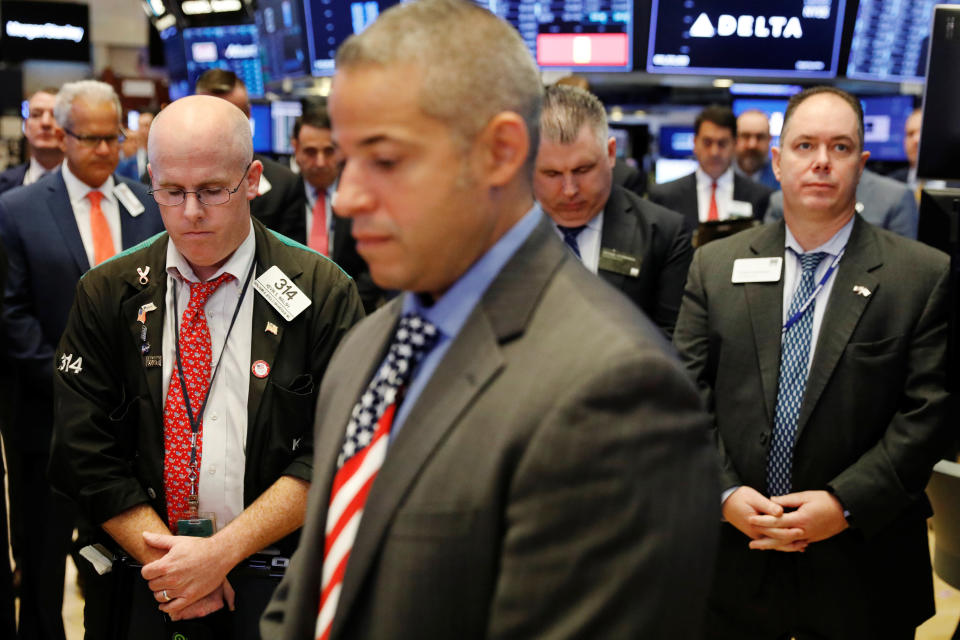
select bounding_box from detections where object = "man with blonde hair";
[262,1,719,638]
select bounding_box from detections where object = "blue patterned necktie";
[558,224,586,260]
[767,251,827,496]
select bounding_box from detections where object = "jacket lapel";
[48,172,90,273]
[597,188,639,291]
[116,175,149,249]
[744,222,787,426]
[796,216,880,435]
[330,215,565,637]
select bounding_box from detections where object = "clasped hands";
[140,531,237,621]
[723,486,849,552]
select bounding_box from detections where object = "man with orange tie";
[285,106,381,312]
[649,105,772,232]
[0,79,164,640]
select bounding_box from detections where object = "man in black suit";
[0,79,164,640]
[195,69,304,234]
[534,85,691,335]
[285,107,381,312]
[0,88,64,195]
[674,86,953,639]
[649,105,772,231]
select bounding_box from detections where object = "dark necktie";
[317,312,439,640]
[558,224,587,260]
[767,251,827,496]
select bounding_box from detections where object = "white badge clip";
[852,285,872,298]
[257,174,273,196]
[253,265,311,321]
[727,200,754,219]
[113,183,146,217]
[731,257,783,283]
[137,266,150,285]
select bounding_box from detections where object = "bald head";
[149,95,252,174]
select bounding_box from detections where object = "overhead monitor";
[846,0,959,83]
[304,0,402,76]
[159,26,191,101]
[476,0,634,71]
[917,5,960,181]
[859,95,913,162]
[271,100,302,155]
[254,0,310,83]
[183,23,264,98]
[249,102,272,154]
[658,126,695,159]
[0,0,91,63]
[647,0,846,78]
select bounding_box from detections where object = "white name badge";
[258,174,273,196]
[254,266,311,321]
[732,257,783,283]
[113,183,145,217]
[727,200,754,219]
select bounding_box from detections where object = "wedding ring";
[162,589,171,602]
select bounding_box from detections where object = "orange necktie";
[707,181,719,221]
[308,191,329,256]
[87,191,115,265]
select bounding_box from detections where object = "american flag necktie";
[316,312,438,640]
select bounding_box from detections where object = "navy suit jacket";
[0,169,164,451]
[0,164,28,197]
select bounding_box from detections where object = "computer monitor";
[860,95,914,162]
[658,126,696,160]
[647,0,846,78]
[917,5,960,181]
[254,0,310,83]
[655,158,698,184]
[271,100,302,155]
[183,23,265,98]
[249,102,273,154]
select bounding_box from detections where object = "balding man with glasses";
[0,79,164,640]
[49,95,363,639]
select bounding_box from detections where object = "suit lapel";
[48,173,90,273]
[682,173,699,229]
[116,175,148,249]
[330,216,565,637]
[744,222,787,426]
[796,217,880,435]
[597,189,638,291]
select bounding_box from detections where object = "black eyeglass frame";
[147,161,255,207]
[63,126,127,147]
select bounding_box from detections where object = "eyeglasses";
[148,161,254,207]
[64,127,126,148]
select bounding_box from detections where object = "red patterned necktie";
[163,273,234,530]
[707,180,719,221]
[309,191,329,255]
[316,313,438,640]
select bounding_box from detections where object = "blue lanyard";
[782,247,846,333]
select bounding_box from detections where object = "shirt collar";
[696,165,734,188]
[305,179,336,208]
[61,160,115,205]
[166,218,256,285]
[402,204,543,339]
[784,214,855,258]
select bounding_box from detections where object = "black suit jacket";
[49,218,365,551]
[0,163,27,196]
[648,172,772,232]
[597,186,692,335]
[612,158,647,197]
[262,215,720,639]
[251,154,305,235]
[0,170,165,452]
[673,216,952,636]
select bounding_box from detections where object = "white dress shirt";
[61,161,123,266]
[782,215,854,373]
[23,156,52,187]
[161,220,256,531]
[304,181,336,254]
[552,210,604,274]
[695,166,735,222]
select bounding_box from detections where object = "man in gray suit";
[262,1,720,638]
[674,86,952,638]
[765,168,919,239]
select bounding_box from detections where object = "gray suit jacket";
[765,169,919,239]
[262,214,720,639]
[673,215,952,635]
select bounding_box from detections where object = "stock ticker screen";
[304,0,402,76]
[255,0,311,83]
[183,24,265,98]
[474,0,634,71]
[647,0,845,78]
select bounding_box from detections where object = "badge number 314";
[253,266,311,321]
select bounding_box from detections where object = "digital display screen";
[860,95,914,162]
[1,1,91,63]
[183,24,264,98]
[655,158,699,184]
[474,0,634,71]
[255,0,310,83]
[271,100,302,155]
[304,0,402,76]
[846,0,956,82]
[647,0,846,78]
[250,102,272,154]
[658,126,695,159]
[159,26,191,101]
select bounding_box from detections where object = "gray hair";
[54,80,121,129]
[336,0,543,175]
[541,85,609,148]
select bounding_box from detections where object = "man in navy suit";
[0,88,64,196]
[0,80,163,640]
